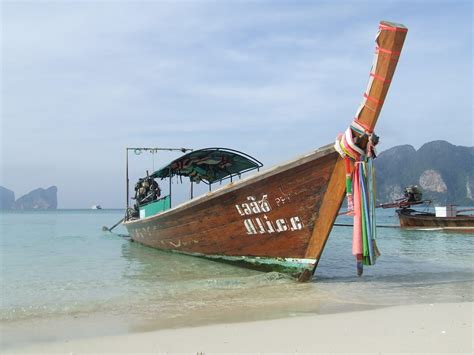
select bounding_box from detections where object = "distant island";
[376,140,473,205]
[0,141,472,210]
[0,186,58,210]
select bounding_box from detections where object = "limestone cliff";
[0,186,15,209]
[376,141,474,205]
[13,186,58,210]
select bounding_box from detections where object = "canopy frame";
[151,147,263,186]
[125,147,193,210]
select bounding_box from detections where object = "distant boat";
[91,204,102,210]
[379,186,474,232]
[397,207,474,232]
[121,21,408,281]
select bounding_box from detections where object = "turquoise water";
[1,209,473,347]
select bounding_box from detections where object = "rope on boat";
[332,22,408,275]
[334,223,399,229]
[335,121,380,276]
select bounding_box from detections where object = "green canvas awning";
[151,148,263,184]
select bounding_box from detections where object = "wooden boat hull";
[125,145,342,280]
[123,21,409,280]
[397,209,474,232]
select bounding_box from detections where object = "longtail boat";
[379,186,474,232]
[397,207,474,232]
[123,21,408,281]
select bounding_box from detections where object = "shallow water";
[1,209,473,348]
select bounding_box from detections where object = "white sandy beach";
[6,302,473,354]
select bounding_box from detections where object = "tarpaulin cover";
[151,148,263,184]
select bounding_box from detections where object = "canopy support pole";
[124,147,192,215]
[169,167,172,208]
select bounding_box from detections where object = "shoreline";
[0,297,381,350]
[4,302,473,353]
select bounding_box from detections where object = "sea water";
[1,209,473,348]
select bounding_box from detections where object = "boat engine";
[135,176,161,205]
[127,175,161,218]
[404,185,422,203]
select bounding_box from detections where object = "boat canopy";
[151,148,263,184]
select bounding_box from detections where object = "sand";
[4,302,473,353]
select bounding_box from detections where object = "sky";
[1,0,472,208]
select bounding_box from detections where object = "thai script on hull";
[235,195,304,235]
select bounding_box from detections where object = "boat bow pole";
[301,21,408,281]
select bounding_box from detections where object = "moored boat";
[379,186,474,232]
[122,21,408,281]
[397,207,474,232]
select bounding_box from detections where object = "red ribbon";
[363,93,381,106]
[370,72,391,84]
[379,24,408,33]
[376,46,401,56]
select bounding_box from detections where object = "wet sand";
[5,302,473,353]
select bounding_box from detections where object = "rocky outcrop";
[378,184,404,202]
[419,170,447,193]
[376,141,474,205]
[467,177,474,200]
[0,186,15,209]
[13,186,58,210]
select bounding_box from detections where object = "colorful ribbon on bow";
[334,120,380,276]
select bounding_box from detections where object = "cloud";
[1,1,472,207]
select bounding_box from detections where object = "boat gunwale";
[397,209,474,221]
[124,143,335,226]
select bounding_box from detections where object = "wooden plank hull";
[125,145,339,279]
[397,210,474,232]
[123,21,409,280]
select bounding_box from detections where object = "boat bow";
[123,21,408,282]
